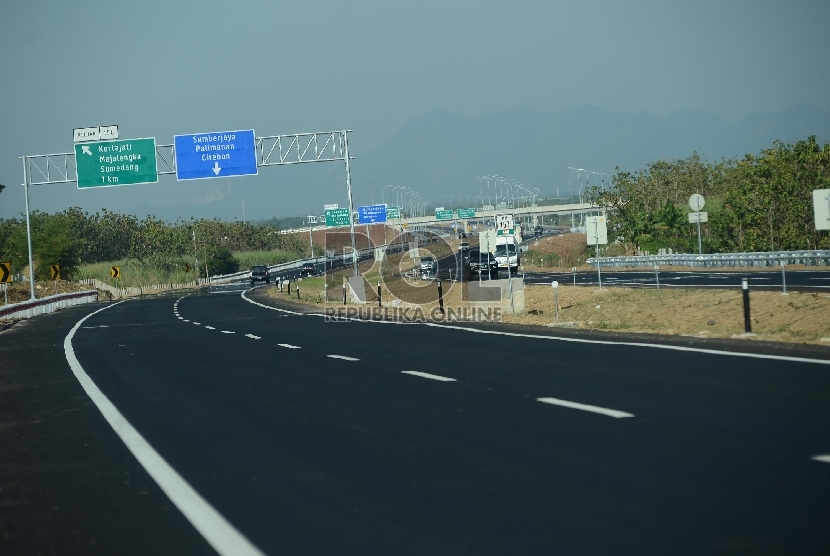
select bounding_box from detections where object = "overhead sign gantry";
[18,127,358,300]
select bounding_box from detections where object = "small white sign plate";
[323,203,339,210]
[496,214,514,232]
[688,211,709,223]
[813,189,830,231]
[585,215,608,244]
[99,125,119,140]
[73,127,99,143]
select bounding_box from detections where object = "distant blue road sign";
[357,204,387,224]
[174,129,257,181]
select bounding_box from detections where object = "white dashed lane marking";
[245,334,261,340]
[221,331,235,334]
[537,397,634,418]
[327,355,359,361]
[402,371,457,382]
[813,455,830,463]
[205,326,215,330]
[278,343,301,349]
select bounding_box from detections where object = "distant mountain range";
[350,103,830,204]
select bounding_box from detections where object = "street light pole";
[241,194,245,225]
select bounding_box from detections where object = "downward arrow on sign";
[212,162,221,175]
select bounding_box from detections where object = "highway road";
[2,287,830,554]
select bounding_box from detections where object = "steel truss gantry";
[19,130,358,299]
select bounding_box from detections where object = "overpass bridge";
[397,202,596,226]
[280,202,597,235]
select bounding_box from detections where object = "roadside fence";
[587,250,830,269]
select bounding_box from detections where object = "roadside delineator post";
[551,280,559,321]
[742,278,752,333]
[343,281,347,305]
[437,280,445,316]
[781,261,788,295]
[297,286,300,300]
[377,281,382,307]
[654,264,660,290]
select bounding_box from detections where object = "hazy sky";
[1,0,828,221]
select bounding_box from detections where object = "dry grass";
[507,285,830,345]
[1,281,97,305]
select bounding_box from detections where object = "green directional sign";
[457,208,475,219]
[325,207,350,227]
[497,228,515,236]
[435,209,454,221]
[387,206,401,219]
[75,138,158,188]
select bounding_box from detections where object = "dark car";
[250,265,270,285]
[300,262,315,277]
[533,225,544,236]
[466,249,499,279]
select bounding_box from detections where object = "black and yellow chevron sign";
[0,262,10,283]
[50,264,61,280]
[110,266,121,279]
[184,263,191,273]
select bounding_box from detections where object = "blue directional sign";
[357,204,387,224]
[174,129,258,181]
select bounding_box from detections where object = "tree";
[202,245,239,277]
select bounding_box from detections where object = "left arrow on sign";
[82,146,92,156]
[212,162,221,175]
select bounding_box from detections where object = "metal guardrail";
[587,250,830,269]
[208,247,379,285]
[0,290,99,321]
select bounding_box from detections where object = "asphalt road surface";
[2,289,830,554]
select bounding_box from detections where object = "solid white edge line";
[327,355,359,361]
[64,302,264,556]
[812,454,830,463]
[401,370,457,382]
[239,289,830,366]
[277,343,301,349]
[537,397,634,418]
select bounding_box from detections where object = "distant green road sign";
[496,228,515,236]
[387,206,401,219]
[325,207,350,227]
[457,208,475,219]
[75,138,158,188]
[435,209,454,221]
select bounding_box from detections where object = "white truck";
[494,234,520,274]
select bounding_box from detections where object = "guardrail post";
[742,278,752,333]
